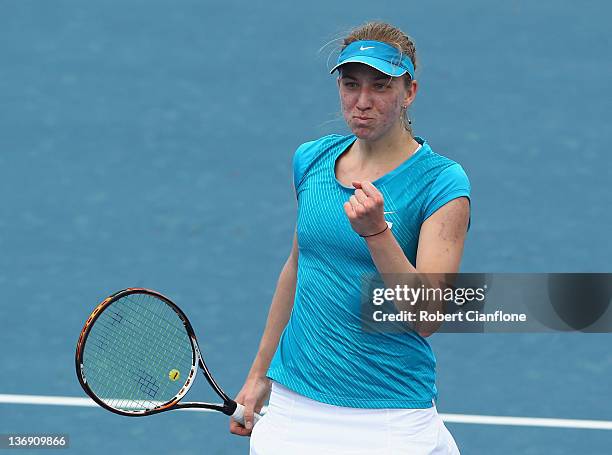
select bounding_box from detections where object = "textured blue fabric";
[267,134,471,408]
[423,163,471,230]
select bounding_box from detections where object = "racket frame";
[75,288,238,417]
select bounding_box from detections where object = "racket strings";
[87,295,190,410]
[118,295,181,405]
[109,294,192,409]
[86,300,167,410]
[87,296,169,409]
[88,320,166,409]
[83,293,194,412]
[120,295,193,408]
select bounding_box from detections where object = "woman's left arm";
[414,197,470,273]
[363,197,469,275]
[346,180,470,274]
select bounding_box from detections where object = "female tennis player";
[230,21,470,454]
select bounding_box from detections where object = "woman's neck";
[353,123,419,165]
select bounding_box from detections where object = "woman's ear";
[403,79,418,106]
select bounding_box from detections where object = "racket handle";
[231,403,262,427]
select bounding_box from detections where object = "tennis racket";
[75,288,261,426]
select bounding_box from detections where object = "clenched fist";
[343,181,388,237]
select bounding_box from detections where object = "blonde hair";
[339,21,417,132]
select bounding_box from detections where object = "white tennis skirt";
[250,382,460,455]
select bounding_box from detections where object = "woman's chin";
[352,127,381,141]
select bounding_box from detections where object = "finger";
[352,205,366,218]
[229,418,251,437]
[344,201,356,219]
[349,196,364,215]
[354,189,368,204]
[360,181,382,199]
[349,195,362,208]
[360,185,383,209]
[243,401,255,431]
[353,192,378,214]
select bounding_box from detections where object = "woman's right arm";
[229,231,299,436]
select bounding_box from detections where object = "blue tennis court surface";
[1,1,611,453]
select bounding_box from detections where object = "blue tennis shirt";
[267,134,471,408]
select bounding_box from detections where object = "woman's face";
[338,63,416,140]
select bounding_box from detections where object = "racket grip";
[232,403,262,427]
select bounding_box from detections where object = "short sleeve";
[422,163,471,230]
[292,140,317,199]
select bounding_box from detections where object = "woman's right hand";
[229,375,271,437]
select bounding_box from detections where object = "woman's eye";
[344,82,357,88]
[374,84,386,90]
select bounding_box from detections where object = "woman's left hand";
[343,181,388,237]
